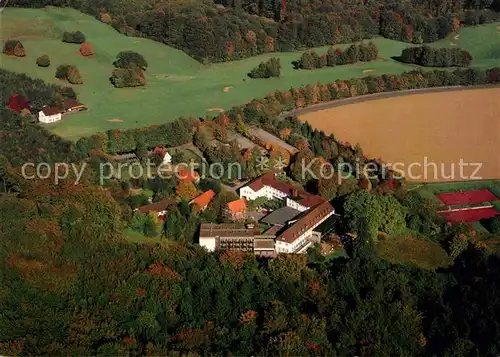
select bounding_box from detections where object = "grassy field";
[377,235,450,270]
[299,88,500,181]
[2,7,500,140]
[123,226,166,245]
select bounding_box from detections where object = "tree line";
[75,66,500,157]
[7,0,500,62]
[297,42,378,70]
[398,46,473,67]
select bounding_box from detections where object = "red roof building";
[189,190,216,211]
[226,198,247,220]
[7,93,30,113]
[177,167,200,183]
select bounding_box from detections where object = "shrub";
[114,51,148,70]
[79,42,94,56]
[3,40,26,57]
[449,234,469,259]
[110,64,146,88]
[55,64,71,79]
[67,66,83,84]
[36,54,51,67]
[398,46,472,67]
[100,13,112,24]
[55,64,83,84]
[62,31,86,44]
[248,57,281,78]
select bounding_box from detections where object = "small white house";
[162,151,172,165]
[38,106,62,124]
[151,146,172,165]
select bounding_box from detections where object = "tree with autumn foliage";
[175,180,198,200]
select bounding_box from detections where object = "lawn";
[377,235,450,270]
[123,227,167,245]
[2,7,500,140]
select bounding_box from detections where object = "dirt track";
[291,85,500,116]
[298,87,500,182]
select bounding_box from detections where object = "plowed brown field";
[299,88,500,182]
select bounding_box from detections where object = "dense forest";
[2,61,500,355]
[1,162,500,356]
[8,0,500,62]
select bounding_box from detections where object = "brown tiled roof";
[63,98,83,110]
[277,201,334,244]
[41,106,62,116]
[190,190,215,209]
[297,195,325,208]
[136,199,176,214]
[226,198,247,214]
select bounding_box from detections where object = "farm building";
[63,98,86,113]
[38,106,62,124]
[38,99,87,124]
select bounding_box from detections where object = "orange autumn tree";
[80,42,94,57]
[175,181,198,200]
[269,145,291,167]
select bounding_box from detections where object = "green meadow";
[2,7,500,140]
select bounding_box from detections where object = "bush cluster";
[36,54,50,67]
[3,40,26,57]
[55,64,83,84]
[297,42,378,70]
[398,46,473,67]
[62,31,86,44]
[110,51,148,88]
[248,57,281,78]
[113,51,148,70]
[110,64,146,88]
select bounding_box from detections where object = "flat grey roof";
[260,206,302,226]
[313,214,339,234]
[254,238,275,250]
[250,127,299,154]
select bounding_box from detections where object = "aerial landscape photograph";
[1,0,500,355]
